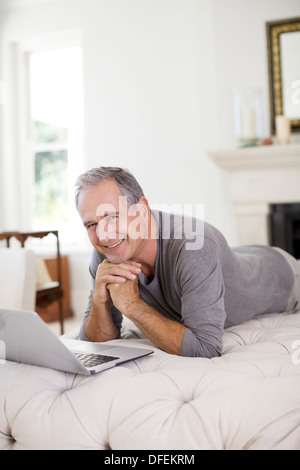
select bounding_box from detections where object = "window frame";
[0,29,85,247]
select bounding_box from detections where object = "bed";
[1,310,300,450]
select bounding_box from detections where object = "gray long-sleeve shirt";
[79,210,294,358]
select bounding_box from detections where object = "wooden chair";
[0,231,64,334]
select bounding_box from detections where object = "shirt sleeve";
[78,249,123,341]
[176,237,226,358]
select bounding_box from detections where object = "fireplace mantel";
[209,143,300,170]
[208,144,300,245]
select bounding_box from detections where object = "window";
[29,47,84,239]
[33,121,68,225]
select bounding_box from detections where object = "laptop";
[0,309,154,375]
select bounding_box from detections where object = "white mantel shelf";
[208,143,300,246]
[208,143,300,171]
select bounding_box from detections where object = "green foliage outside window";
[33,121,68,225]
[34,120,67,144]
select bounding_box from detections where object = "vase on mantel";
[234,88,263,148]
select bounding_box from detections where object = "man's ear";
[137,197,150,217]
[129,201,147,218]
[128,197,150,240]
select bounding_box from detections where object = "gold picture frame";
[266,17,300,134]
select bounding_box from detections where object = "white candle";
[242,108,256,139]
[275,115,291,144]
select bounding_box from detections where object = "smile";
[103,237,126,249]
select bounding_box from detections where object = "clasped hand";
[93,258,141,314]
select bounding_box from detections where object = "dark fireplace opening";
[270,203,300,259]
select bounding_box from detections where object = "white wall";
[0,0,299,319]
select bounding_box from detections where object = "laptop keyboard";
[73,352,120,368]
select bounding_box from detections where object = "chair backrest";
[0,248,36,311]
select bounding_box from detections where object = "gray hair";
[75,166,145,208]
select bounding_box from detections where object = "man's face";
[77,179,149,263]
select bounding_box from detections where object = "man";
[75,166,300,358]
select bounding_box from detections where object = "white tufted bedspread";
[1,311,300,450]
